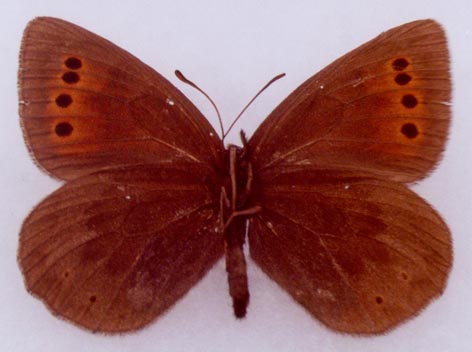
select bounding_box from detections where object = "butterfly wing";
[248,169,451,334]
[247,20,452,334]
[18,17,225,332]
[18,165,222,332]
[249,19,450,183]
[19,17,223,180]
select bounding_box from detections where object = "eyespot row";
[53,56,420,140]
[54,57,81,138]
[62,57,82,84]
[391,57,417,106]
[54,93,73,136]
[392,58,419,139]
[392,58,411,85]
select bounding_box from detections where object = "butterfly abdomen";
[224,216,250,318]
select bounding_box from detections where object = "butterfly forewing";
[249,20,450,183]
[18,165,223,332]
[248,169,451,334]
[19,17,223,181]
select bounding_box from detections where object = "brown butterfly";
[18,17,452,334]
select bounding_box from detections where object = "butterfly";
[18,17,452,334]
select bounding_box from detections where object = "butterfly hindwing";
[18,165,223,332]
[248,169,451,334]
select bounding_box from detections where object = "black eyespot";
[65,57,82,69]
[375,296,384,304]
[395,73,412,85]
[55,94,72,108]
[401,123,419,139]
[89,295,97,303]
[55,122,73,137]
[62,72,80,84]
[392,58,409,71]
[402,94,418,108]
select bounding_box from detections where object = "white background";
[1,1,471,351]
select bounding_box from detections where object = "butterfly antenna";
[175,70,225,140]
[223,73,286,139]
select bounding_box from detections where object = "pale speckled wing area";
[249,20,451,183]
[248,169,451,334]
[18,165,223,332]
[19,17,224,181]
